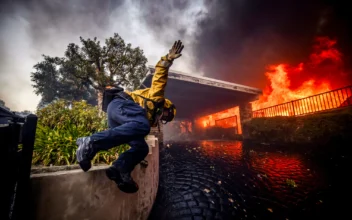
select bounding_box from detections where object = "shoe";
[76,137,96,172]
[106,166,139,193]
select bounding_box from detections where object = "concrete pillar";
[238,102,253,138]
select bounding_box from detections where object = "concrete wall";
[30,135,159,220]
[242,107,352,145]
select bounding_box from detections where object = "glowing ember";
[252,37,349,112]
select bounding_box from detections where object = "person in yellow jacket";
[76,40,184,193]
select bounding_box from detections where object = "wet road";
[149,140,350,220]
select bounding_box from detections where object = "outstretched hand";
[167,40,184,61]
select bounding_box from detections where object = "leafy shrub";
[36,99,106,132]
[33,99,130,166]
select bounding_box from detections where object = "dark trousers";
[90,98,150,173]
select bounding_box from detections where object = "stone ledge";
[31,165,109,177]
[30,135,159,220]
[243,107,352,145]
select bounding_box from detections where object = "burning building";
[194,37,351,130]
[143,36,351,141]
[189,1,352,127]
[139,68,262,140]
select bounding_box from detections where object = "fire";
[252,64,331,110]
[203,120,207,127]
[252,37,348,111]
[196,37,351,131]
[197,107,243,134]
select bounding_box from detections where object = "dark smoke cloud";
[136,0,207,59]
[193,0,352,89]
[0,0,199,111]
[0,0,116,110]
[1,0,351,111]
[137,0,192,39]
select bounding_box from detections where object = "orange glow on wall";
[196,106,242,134]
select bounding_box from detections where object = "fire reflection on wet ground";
[149,140,348,220]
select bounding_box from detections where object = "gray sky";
[0,0,206,111]
[1,0,351,111]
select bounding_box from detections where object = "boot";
[76,137,97,172]
[105,166,139,193]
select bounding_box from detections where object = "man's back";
[126,55,172,126]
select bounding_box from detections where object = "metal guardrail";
[253,85,352,118]
[1,106,37,220]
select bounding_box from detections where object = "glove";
[167,40,184,61]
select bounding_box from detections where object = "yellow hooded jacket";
[125,56,176,127]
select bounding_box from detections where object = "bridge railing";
[253,85,352,118]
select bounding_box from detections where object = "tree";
[31,33,148,109]
[32,57,98,106]
[31,56,97,106]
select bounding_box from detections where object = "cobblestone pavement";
[149,140,350,220]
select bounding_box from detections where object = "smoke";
[0,0,205,111]
[193,0,352,89]
[1,0,351,111]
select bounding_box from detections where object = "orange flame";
[197,107,243,134]
[252,37,348,111]
[203,120,207,127]
[197,37,350,129]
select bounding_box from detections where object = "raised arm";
[148,40,184,102]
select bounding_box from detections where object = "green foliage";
[33,100,130,166]
[31,56,98,106]
[243,107,352,145]
[36,99,106,132]
[31,33,148,108]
